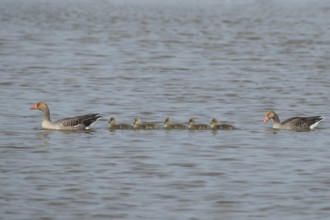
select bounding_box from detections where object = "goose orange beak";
[31,104,38,110]
[263,116,269,124]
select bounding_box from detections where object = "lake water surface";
[1,0,330,219]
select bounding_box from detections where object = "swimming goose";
[210,118,234,130]
[108,117,133,130]
[31,102,101,130]
[164,117,186,129]
[133,118,158,129]
[263,111,325,131]
[188,118,209,130]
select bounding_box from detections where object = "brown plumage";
[210,118,234,130]
[188,118,209,130]
[133,118,158,129]
[164,117,186,129]
[108,117,133,130]
[31,102,101,130]
[263,111,324,131]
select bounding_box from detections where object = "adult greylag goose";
[263,111,325,131]
[164,117,186,129]
[108,117,133,130]
[133,118,158,129]
[31,102,101,131]
[210,118,235,130]
[188,118,209,130]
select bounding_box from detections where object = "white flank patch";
[310,116,325,129]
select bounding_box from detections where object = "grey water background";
[1,0,330,219]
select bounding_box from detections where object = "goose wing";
[282,116,323,131]
[55,113,102,129]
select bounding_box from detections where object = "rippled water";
[1,0,330,219]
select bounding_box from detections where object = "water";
[1,0,330,219]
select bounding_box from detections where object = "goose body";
[133,118,158,129]
[210,118,234,130]
[264,111,324,131]
[108,117,133,130]
[188,118,209,130]
[31,102,101,131]
[164,118,186,129]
